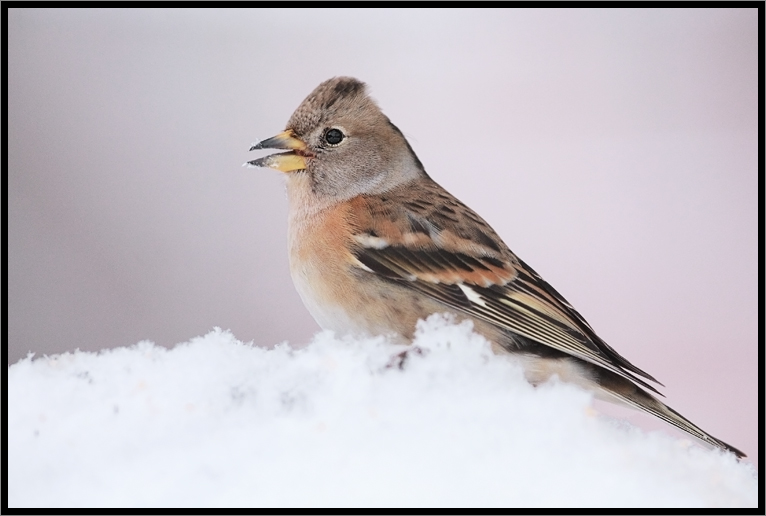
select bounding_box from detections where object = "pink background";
[8,9,758,465]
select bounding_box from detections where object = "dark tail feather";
[594,368,745,459]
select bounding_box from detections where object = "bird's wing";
[348,181,662,394]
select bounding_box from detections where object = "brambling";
[245,77,744,458]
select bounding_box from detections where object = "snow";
[8,315,757,508]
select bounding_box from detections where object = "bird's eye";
[324,128,345,145]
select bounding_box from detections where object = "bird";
[245,76,744,458]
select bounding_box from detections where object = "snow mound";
[8,315,757,508]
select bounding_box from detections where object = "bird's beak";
[244,130,310,173]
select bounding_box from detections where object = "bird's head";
[246,77,426,201]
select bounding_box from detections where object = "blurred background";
[8,9,758,465]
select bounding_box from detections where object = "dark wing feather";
[350,182,662,394]
[354,244,664,396]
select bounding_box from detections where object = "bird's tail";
[594,367,745,458]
